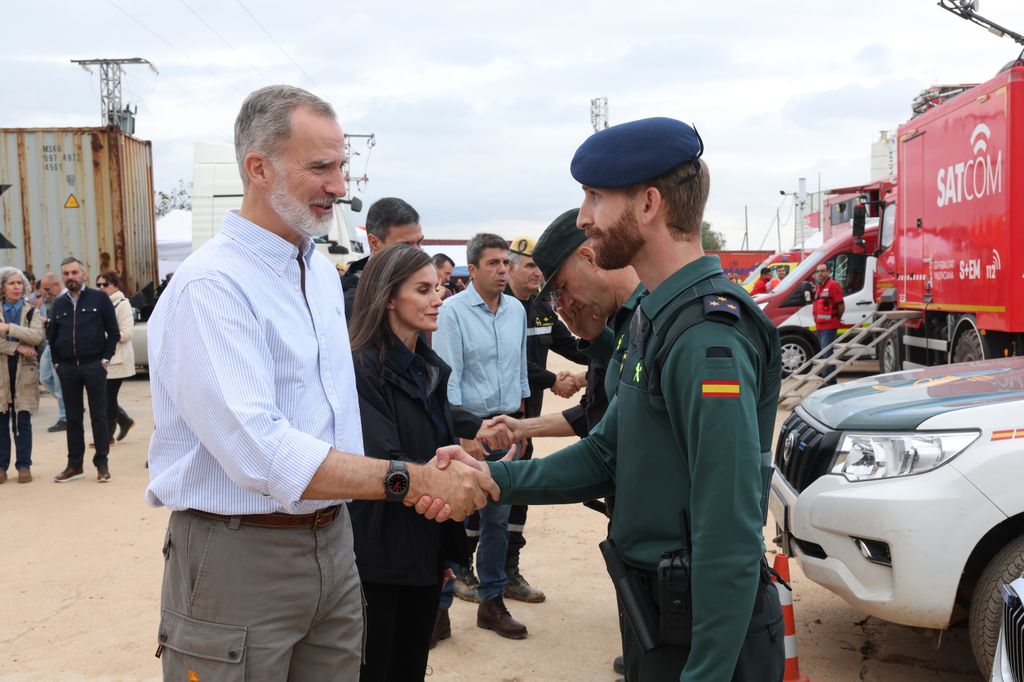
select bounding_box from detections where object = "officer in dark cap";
[442,117,785,681]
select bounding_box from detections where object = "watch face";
[386,472,409,497]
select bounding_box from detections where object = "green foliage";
[156,179,192,218]
[701,220,726,250]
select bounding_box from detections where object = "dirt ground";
[0,359,985,681]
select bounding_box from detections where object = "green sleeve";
[579,326,614,365]
[664,326,764,682]
[489,396,619,505]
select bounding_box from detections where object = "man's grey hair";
[60,256,85,269]
[508,251,524,268]
[466,233,508,267]
[0,266,29,291]
[234,85,337,186]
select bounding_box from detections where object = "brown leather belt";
[187,505,342,530]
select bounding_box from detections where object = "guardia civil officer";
[436,118,785,681]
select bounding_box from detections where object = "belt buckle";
[313,507,332,529]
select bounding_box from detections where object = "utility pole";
[71,58,158,133]
[590,97,609,132]
[741,205,749,250]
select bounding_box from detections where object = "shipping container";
[0,126,158,295]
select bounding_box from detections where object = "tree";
[155,179,192,217]
[701,220,726,250]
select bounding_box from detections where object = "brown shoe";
[0,470,6,484]
[504,568,546,603]
[97,464,111,483]
[429,608,451,649]
[477,596,528,639]
[17,468,31,484]
[54,467,85,483]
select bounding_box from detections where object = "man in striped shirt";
[145,84,498,681]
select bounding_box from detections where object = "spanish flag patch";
[701,380,740,398]
[991,429,1017,441]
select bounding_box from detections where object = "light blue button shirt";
[145,210,364,515]
[433,282,529,418]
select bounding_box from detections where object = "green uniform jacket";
[491,256,781,682]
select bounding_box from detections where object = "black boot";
[116,408,135,442]
[504,546,546,603]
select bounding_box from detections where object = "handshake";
[404,444,518,523]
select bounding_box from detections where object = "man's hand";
[484,414,526,443]
[551,371,583,398]
[459,437,486,461]
[556,301,605,341]
[475,421,514,451]
[405,446,502,521]
[15,344,37,359]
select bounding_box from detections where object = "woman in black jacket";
[348,244,467,682]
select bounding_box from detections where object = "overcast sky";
[4,0,1024,248]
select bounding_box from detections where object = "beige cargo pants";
[157,507,364,681]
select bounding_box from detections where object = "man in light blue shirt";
[433,232,531,640]
[145,84,498,680]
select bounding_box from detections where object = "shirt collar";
[222,210,315,270]
[640,255,724,320]
[465,281,505,311]
[3,299,22,312]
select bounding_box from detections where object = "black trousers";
[56,361,109,469]
[106,377,125,438]
[619,575,785,682]
[360,581,442,682]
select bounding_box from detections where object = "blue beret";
[570,117,703,188]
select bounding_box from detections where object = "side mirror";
[852,204,866,237]
[803,281,814,304]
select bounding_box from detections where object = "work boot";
[116,409,135,442]
[47,419,67,433]
[505,550,546,603]
[454,565,480,603]
[429,608,451,649]
[477,596,528,639]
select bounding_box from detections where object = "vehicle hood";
[801,357,1024,430]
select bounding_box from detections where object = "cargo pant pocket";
[733,585,785,682]
[158,608,247,682]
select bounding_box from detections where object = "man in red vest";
[812,263,844,385]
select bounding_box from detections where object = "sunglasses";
[96,281,110,287]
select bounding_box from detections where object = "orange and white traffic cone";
[772,553,811,682]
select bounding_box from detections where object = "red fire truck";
[872,63,1024,372]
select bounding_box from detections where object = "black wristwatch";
[384,460,410,502]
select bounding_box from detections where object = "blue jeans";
[817,328,838,385]
[39,346,66,421]
[439,561,458,610]
[0,410,33,471]
[475,502,512,602]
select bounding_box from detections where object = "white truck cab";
[770,357,1024,677]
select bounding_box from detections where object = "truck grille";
[1004,578,1024,682]
[774,412,841,493]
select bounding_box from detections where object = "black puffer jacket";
[348,336,469,586]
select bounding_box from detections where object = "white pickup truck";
[770,357,1024,678]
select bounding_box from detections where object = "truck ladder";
[778,310,921,409]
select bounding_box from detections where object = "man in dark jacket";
[48,257,120,483]
[341,197,424,320]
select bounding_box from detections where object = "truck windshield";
[776,249,826,290]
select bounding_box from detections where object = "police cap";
[534,208,585,298]
[570,117,703,189]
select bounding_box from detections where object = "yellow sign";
[64,194,79,209]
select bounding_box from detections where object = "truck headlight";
[831,432,979,481]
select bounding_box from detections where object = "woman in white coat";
[96,272,135,444]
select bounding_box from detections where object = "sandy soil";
[0,359,985,681]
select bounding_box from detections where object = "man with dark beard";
[437,118,786,681]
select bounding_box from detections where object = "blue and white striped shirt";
[145,211,363,515]
[433,282,529,418]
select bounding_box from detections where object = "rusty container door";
[0,126,158,295]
